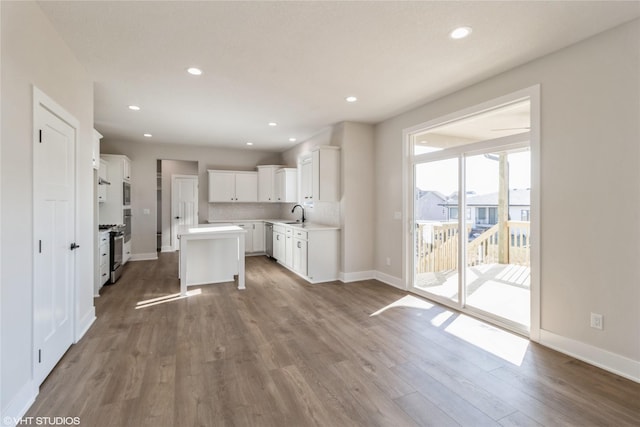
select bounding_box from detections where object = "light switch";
[143,208,150,215]
[394,211,402,220]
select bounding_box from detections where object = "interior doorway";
[171,175,199,251]
[156,160,198,252]
[406,89,539,336]
[33,88,78,385]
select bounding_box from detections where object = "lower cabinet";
[123,240,131,264]
[273,224,339,283]
[233,221,265,254]
[273,226,286,261]
[99,231,110,287]
[292,236,308,276]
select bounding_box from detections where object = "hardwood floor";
[27,253,640,426]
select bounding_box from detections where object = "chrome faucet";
[291,204,306,223]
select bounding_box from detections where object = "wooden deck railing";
[416,221,530,273]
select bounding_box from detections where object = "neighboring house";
[415,190,447,221]
[440,188,531,233]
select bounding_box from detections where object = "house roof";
[441,189,531,207]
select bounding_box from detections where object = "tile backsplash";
[208,201,340,227]
[208,203,284,221]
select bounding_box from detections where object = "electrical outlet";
[590,312,603,330]
[386,257,391,266]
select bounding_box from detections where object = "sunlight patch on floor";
[444,315,529,366]
[370,294,435,316]
[135,288,202,309]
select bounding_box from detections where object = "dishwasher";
[265,222,273,258]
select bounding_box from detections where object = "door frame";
[171,174,199,251]
[402,85,541,340]
[32,86,80,383]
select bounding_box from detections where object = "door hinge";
[38,349,42,363]
[39,129,42,143]
[39,240,42,253]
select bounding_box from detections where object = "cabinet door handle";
[297,242,301,248]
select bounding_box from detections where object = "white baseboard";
[2,380,38,427]
[373,271,405,290]
[75,307,96,343]
[130,253,158,261]
[539,329,640,383]
[339,270,375,283]
[161,245,174,253]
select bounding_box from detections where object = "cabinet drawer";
[273,224,286,234]
[293,229,308,240]
[99,243,109,263]
[100,263,110,285]
[100,232,109,244]
[285,227,293,235]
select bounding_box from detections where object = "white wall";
[374,20,640,372]
[1,1,95,418]
[339,122,375,277]
[100,140,281,257]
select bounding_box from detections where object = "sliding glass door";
[409,97,533,334]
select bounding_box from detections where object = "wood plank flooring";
[26,253,640,426]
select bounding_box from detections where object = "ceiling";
[37,1,640,152]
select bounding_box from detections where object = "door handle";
[175,216,180,219]
[70,243,80,250]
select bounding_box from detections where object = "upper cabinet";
[299,146,340,203]
[97,159,108,203]
[123,157,131,182]
[257,165,284,202]
[275,168,297,203]
[92,129,102,170]
[102,154,132,183]
[208,170,258,202]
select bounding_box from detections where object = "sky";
[416,149,531,197]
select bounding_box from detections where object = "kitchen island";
[177,224,247,295]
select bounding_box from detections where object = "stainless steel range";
[99,224,125,284]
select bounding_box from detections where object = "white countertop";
[177,223,245,236]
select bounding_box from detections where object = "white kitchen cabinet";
[257,165,284,202]
[273,223,339,282]
[231,221,265,254]
[298,146,340,203]
[92,129,102,170]
[234,222,254,253]
[123,240,131,264]
[273,225,286,261]
[284,228,294,268]
[99,154,131,224]
[292,234,308,276]
[300,156,313,202]
[98,159,109,203]
[99,231,110,287]
[123,157,131,182]
[253,222,265,252]
[275,168,297,203]
[208,170,258,202]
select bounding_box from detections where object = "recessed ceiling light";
[289,137,297,142]
[143,133,152,138]
[345,96,358,103]
[186,67,203,76]
[246,142,253,146]
[450,26,472,40]
[268,122,277,127]
[128,105,140,111]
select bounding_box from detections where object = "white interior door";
[33,103,76,385]
[172,175,198,250]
